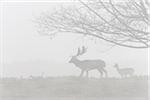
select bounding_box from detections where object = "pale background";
[0,1,149,78]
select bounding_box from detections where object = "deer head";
[69,46,87,63]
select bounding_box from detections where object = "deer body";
[70,59,106,70]
[114,64,134,78]
[69,46,107,77]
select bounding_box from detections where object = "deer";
[113,63,134,78]
[29,72,45,80]
[69,46,107,78]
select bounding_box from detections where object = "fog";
[0,1,149,78]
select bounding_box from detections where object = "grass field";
[0,76,149,100]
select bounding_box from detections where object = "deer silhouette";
[69,46,107,78]
[113,63,134,78]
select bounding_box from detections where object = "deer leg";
[130,73,133,77]
[102,68,108,77]
[124,74,126,78]
[86,71,89,78]
[121,74,125,78]
[98,69,103,78]
[79,70,84,77]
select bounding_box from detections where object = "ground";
[0,76,149,100]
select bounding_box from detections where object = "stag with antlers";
[69,46,107,78]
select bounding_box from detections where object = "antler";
[76,46,87,56]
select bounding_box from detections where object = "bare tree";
[34,0,150,49]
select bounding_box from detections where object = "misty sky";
[0,1,149,78]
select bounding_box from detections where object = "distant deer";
[69,46,107,78]
[113,63,134,78]
[29,72,44,80]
